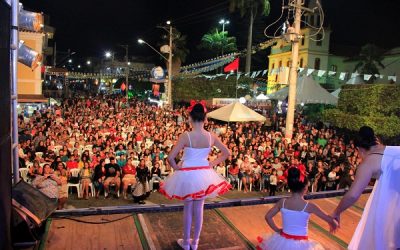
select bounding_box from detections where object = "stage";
[40,193,369,250]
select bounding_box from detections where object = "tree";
[346,44,385,83]
[160,28,189,76]
[199,28,238,57]
[229,0,270,73]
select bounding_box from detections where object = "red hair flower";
[286,165,307,182]
[187,100,207,113]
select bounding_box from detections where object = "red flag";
[120,82,126,91]
[224,58,239,73]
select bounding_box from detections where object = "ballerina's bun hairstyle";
[188,100,207,122]
[287,167,308,193]
[354,126,378,150]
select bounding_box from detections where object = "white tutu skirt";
[159,167,231,200]
[257,233,325,250]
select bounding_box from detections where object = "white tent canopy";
[256,93,269,100]
[267,76,338,105]
[346,74,364,84]
[207,102,266,122]
[331,88,341,98]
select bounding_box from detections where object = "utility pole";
[119,44,129,104]
[284,0,302,139]
[168,24,173,108]
[53,42,56,66]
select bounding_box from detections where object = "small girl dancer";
[159,101,231,250]
[258,167,338,250]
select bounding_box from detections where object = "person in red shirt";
[228,161,240,189]
[121,158,137,199]
[66,156,78,170]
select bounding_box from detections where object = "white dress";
[159,132,230,200]
[349,146,400,250]
[258,200,325,250]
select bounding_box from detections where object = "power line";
[172,0,229,23]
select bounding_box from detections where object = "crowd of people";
[17,96,362,209]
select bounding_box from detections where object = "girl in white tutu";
[257,167,338,250]
[159,100,231,250]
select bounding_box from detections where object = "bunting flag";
[223,58,239,73]
[364,74,372,81]
[351,72,359,78]
[299,68,304,73]
[244,72,250,77]
[255,70,262,77]
[388,75,397,82]
[339,72,347,80]
[250,71,257,78]
[317,70,326,77]
[237,73,242,80]
[262,70,268,76]
[306,69,315,76]
[328,71,336,76]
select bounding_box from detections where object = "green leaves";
[173,76,253,101]
[323,84,400,137]
[199,28,238,56]
[345,44,385,83]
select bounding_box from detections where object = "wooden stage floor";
[42,194,370,250]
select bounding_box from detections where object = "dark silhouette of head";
[354,126,378,150]
[287,167,309,193]
[189,103,206,122]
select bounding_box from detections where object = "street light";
[78,65,81,68]
[68,59,72,63]
[219,19,230,33]
[86,60,91,65]
[137,38,168,61]
[105,51,112,58]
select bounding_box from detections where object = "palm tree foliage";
[346,44,385,83]
[199,28,237,56]
[229,0,271,73]
[160,28,189,76]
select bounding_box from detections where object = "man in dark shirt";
[104,157,121,198]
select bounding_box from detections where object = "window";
[314,58,321,70]
[316,34,323,46]
[300,58,304,68]
[278,61,282,68]
[331,65,337,72]
[301,37,305,46]
[271,63,275,69]
[286,61,290,67]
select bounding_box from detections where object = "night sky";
[21,0,400,68]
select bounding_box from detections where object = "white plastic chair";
[88,183,95,197]
[238,179,252,192]
[19,168,29,182]
[104,184,120,197]
[67,168,81,198]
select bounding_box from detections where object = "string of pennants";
[180,53,238,74]
[181,66,397,83]
[45,69,152,80]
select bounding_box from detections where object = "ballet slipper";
[177,238,192,250]
[191,239,199,250]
